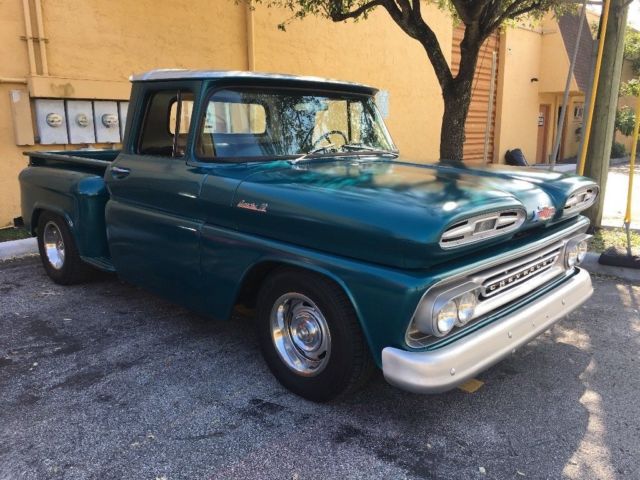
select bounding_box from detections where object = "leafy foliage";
[615,106,636,137]
[624,27,640,75]
[611,140,626,158]
[620,78,640,97]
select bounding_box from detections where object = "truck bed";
[19,149,118,271]
[25,149,120,174]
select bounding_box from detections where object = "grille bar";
[481,248,561,298]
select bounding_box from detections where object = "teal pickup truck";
[19,70,598,401]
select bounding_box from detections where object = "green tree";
[245,0,568,161]
[615,106,635,137]
[623,26,640,74]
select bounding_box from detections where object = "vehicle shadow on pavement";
[1,258,634,479]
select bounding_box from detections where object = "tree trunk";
[583,0,628,227]
[440,78,474,162]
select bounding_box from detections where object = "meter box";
[118,101,129,140]
[93,101,121,143]
[34,99,69,144]
[66,100,96,144]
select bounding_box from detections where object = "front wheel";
[256,268,375,401]
[37,212,91,285]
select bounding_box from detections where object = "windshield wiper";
[290,143,336,164]
[340,144,398,157]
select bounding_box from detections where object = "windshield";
[196,88,396,160]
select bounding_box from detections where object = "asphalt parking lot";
[1,256,639,480]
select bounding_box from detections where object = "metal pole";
[483,51,498,165]
[551,0,587,171]
[624,87,639,256]
[578,0,611,175]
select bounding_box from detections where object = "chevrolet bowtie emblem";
[533,205,556,222]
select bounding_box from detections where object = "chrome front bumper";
[382,268,593,394]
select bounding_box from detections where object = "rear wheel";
[256,268,375,401]
[37,212,90,285]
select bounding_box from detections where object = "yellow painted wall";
[0,1,589,227]
[494,26,543,164]
[250,4,451,161]
[0,0,249,227]
[0,0,453,227]
[538,14,577,94]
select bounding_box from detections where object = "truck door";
[105,85,207,309]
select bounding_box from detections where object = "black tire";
[256,268,375,402]
[36,212,91,285]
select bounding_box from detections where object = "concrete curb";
[0,237,38,261]
[582,252,640,284]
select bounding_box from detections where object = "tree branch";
[327,0,384,21]
[485,0,546,34]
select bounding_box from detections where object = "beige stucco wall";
[494,25,543,163]
[0,0,249,227]
[0,0,453,227]
[493,12,587,165]
[538,14,577,94]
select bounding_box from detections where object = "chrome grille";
[480,246,562,298]
[439,209,526,249]
[406,239,569,349]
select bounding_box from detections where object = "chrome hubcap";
[43,221,65,270]
[270,293,331,376]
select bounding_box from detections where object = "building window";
[573,103,584,121]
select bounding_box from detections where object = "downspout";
[21,0,37,75]
[33,0,49,76]
[550,0,587,171]
[246,4,255,71]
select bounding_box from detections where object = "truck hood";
[232,157,596,268]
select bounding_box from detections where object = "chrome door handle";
[111,166,131,179]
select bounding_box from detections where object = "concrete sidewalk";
[0,237,37,261]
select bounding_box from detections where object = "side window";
[139,90,194,157]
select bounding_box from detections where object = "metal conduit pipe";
[0,78,28,84]
[246,3,255,71]
[33,0,49,76]
[21,0,37,75]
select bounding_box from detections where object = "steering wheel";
[311,130,348,150]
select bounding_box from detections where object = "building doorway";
[536,104,550,164]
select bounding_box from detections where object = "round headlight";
[435,300,457,336]
[565,243,579,268]
[456,291,477,326]
[576,240,588,264]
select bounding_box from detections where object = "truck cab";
[19,70,597,401]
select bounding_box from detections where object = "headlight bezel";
[564,235,590,268]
